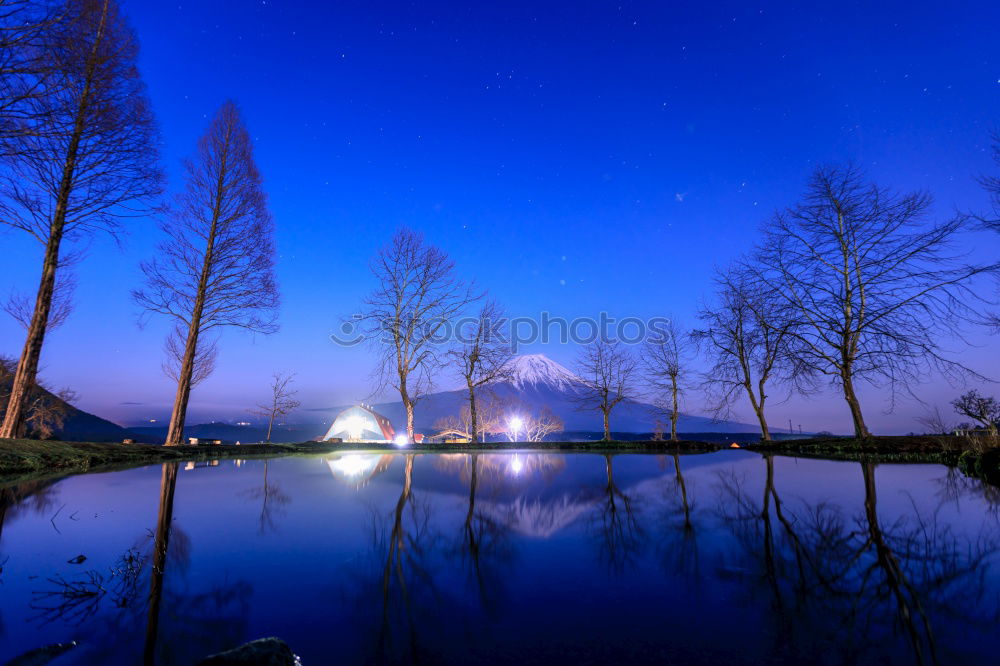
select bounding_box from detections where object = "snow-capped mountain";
[502,354,582,391]
[308,353,760,437]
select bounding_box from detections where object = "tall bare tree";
[134,101,278,446]
[449,299,513,442]
[573,340,636,441]
[692,267,802,441]
[0,0,162,439]
[755,165,994,438]
[642,317,692,441]
[252,372,300,443]
[360,227,478,442]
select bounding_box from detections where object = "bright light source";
[343,415,366,440]
[508,415,523,441]
[510,456,524,474]
[394,434,409,446]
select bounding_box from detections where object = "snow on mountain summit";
[502,354,581,391]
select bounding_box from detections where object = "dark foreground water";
[1,450,998,665]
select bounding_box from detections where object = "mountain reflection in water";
[0,450,997,665]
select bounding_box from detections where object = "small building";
[188,437,222,446]
[323,405,396,443]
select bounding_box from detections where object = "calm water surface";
[0,450,998,665]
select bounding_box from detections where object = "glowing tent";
[323,404,396,442]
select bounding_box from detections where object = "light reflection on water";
[0,450,998,665]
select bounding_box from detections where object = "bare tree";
[0,0,162,439]
[573,340,637,441]
[433,412,471,441]
[360,227,478,443]
[0,0,63,147]
[754,165,994,438]
[251,372,300,443]
[692,267,803,441]
[521,405,564,442]
[915,405,956,436]
[448,299,513,442]
[133,101,278,445]
[0,355,75,439]
[951,390,1000,433]
[3,271,75,332]
[434,392,512,442]
[642,317,692,441]
[974,132,1000,330]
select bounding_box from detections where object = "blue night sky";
[2,0,998,433]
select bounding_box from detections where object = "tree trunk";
[164,322,200,445]
[602,410,611,441]
[842,372,870,439]
[0,2,109,441]
[670,375,679,442]
[144,461,179,664]
[465,454,478,527]
[1,241,61,439]
[467,383,478,443]
[403,397,415,442]
[746,387,772,441]
[265,411,275,443]
[672,452,691,530]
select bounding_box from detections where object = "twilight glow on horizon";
[2,0,998,434]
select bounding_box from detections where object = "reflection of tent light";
[329,454,375,477]
[510,456,524,474]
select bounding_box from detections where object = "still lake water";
[1,450,998,665]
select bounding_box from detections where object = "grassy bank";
[743,434,1000,473]
[0,439,342,484]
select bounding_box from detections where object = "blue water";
[0,450,997,665]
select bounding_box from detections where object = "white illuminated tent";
[323,404,397,442]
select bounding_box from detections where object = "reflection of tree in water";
[448,453,515,616]
[656,452,700,581]
[140,462,251,665]
[19,463,251,664]
[0,479,60,638]
[344,454,518,663]
[588,454,644,573]
[935,466,1000,520]
[0,479,60,546]
[351,455,444,662]
[240,460,291,533]
[716,455,1000,665]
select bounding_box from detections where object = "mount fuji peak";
[502,354,581,391]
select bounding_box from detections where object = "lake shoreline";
[0,438,725,483]
[2,435,998,486]
[745,435,1000,483]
